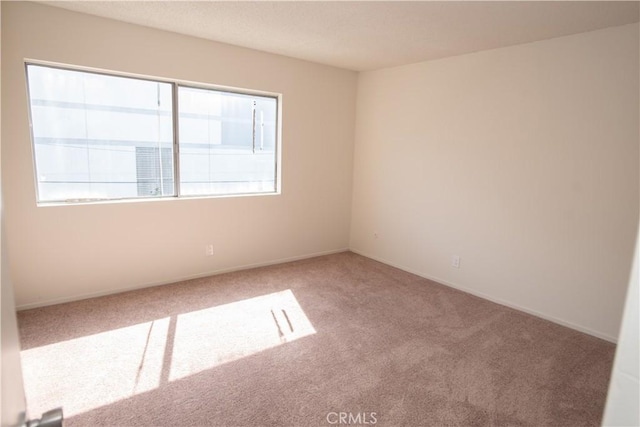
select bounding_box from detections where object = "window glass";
[27,65,175,202]
[178,86,278,196]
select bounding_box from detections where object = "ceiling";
[39,1,640,72]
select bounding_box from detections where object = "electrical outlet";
[451,255,460,268]
[205,244,214,256]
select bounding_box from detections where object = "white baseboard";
[16,247,349,311]
[349,248,618,343]
[17,246,620,343]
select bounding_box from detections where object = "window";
[178,86,277,197]
[26,63,279,203]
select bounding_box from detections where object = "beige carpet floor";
[18,252,615,426]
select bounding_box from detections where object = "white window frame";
[25,60,282,205]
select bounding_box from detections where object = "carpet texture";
[18,252,615,426]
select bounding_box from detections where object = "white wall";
[1,204,26,427]
[350,23,639,341]
[1,2,357,308]
[0,4,28,424]
[603,226,639,425]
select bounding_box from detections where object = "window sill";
[36,190,281,208]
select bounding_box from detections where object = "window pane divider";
[172,82,181,198]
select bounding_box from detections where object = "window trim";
[25,59,282,206]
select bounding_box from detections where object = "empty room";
[1,1,638,426]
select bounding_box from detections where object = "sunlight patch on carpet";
[170,289,316,381]
[20,289,315,417]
